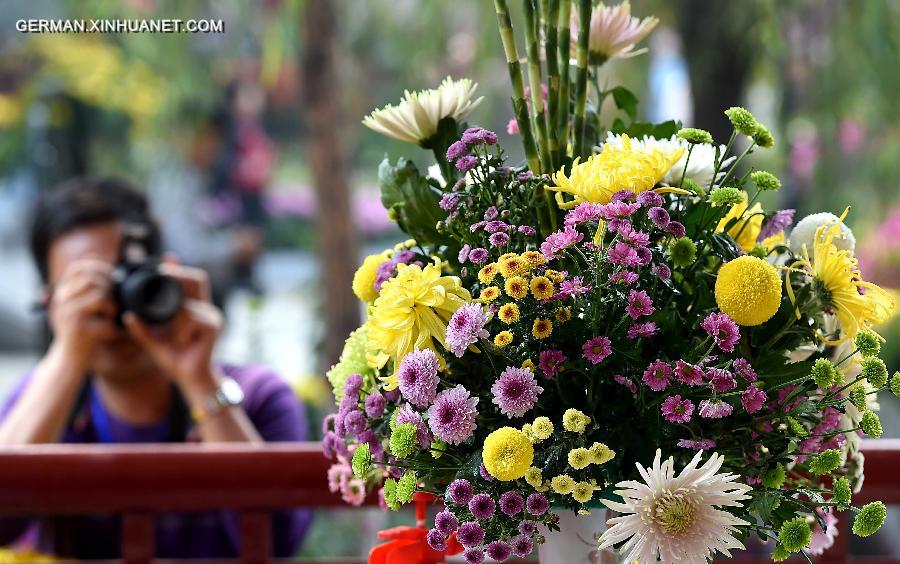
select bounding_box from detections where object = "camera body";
[112,224,183,324]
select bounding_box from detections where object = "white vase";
[537,509,622,564]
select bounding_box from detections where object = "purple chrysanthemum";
[427,528,447,551]
[485,220,510,234]
[600,200,640,219]
[758,209,795,241]
[667,221,686,238]
[742,386,767,414]
[608,242,641,267]
[674,360,704,386]
[637,191,663,207]
[648,206,671,228]
[661,395,694,424]
[458,244,470,264]
[456,155,478,172]
[538,349,566,377]
[489,232,510,247]
[439,193,460,212]
[526,493,549,515]
[343,373,363,398]
[512,534,534,557]
[582,336,612,364]
[518,520,538,535]
[484,206,499,220]
[343,409,368,436]
[499,491,524,516]
[446,140,468,162]
[614,374,638,395]
[628,321,658,339]
[540,226,584,258]
[609,270,639,286]
[564,203,605,226]
[434,509,459,536]
[364,393,386,417]
[652,263,672,279]
[397,349,440,407]
[642,360,672,391]
[479,463,494,482]
[469,493,495,519]
[447,479,474,505]
[491,367,543,418]
[611,189,635,202]
[707,367,737,392]
[468,247,489,264]
[427,385,479,444]
[518,225,536,235]
[557,276,592,297]
[446,303,491,358]
[619,224,651,247]
[626,289,655,320]
[486,541,512,562]
[394,403,433,448]
[677,438,717,451]
[698,399,733,419]
[733,358,758,382]
[701,312,741,353]
[464,548,485,564]
[457,521,485,548]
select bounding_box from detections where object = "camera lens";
[118,269,183,323]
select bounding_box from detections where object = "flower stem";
[522,0,551,172]
[572,0,591,158]
[543,0,561,169]
[556,0,572,159]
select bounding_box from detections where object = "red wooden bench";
[0,440,896,563]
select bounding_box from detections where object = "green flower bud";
[861,357,888,389]
[771,544,791,562]
[383,478,399,510]
[351,443,373,478]
[853,501,887,537]
[811,358,837,390]
[854,329,881,357]
[389,423,418,459]
[668,237,698,268]
[748,245,769,259]
[778,517,812,552]
[832,476,852,510]
[431,439,447,459]
[396,471,417,503]
[677,127,714,145]
[761,465,786,489]
[891,372,900,397]
[786,416,808,437]
[860,411,883,438]
[753,124,776,148]
[708,186,744,207]
[681,177,703,195]
[849,386,868,411]
[750,170,781,191]
[724,106,759,136]
[809,449,842,475]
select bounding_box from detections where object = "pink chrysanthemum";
[674,360,704,386]
[628,321,658,339]
[642,359,672,391]
[583,336,613,364]
[701,312,741,353]
[626,289,655,319]
[698,399,733,419]
[608,241,642,266]
[733,358,757,382]
[707,367,737,393]
[564,203,605,227]
[661,395,694,424]
[557,276,592,297]
[677,438,717,451]
[619,224,650,247]
[397,349,440,407]
[600,200,640,219]
[427,385,478,445]
[609,270,639,286]
[491,367,544,418]
[540,226,584,258]
[741,386,767,414]
[446,303,491,358]
[539,349,567,377]
[615,374,638,395]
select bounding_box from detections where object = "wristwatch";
[192,377,244,422]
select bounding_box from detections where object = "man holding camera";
[0,178,311,558]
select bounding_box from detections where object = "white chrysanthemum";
[599,449,752,564]
[604,132,734,188]
[789,212,856,258]
[576,1,659,63]
[362,77,483,144]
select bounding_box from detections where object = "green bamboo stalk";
[572,0,591,158]
[494,0,542,175]
[522,0,550,172]
[543,0,560,170]
[556,0,572,158]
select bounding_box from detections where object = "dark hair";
[29,177,161,282]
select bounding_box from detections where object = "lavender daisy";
[661,395,694,424]
[741,386,767,414]
[491,367,544,418]
[698,399,733,419]
[427,385,479,444]
[538,349,566,377]
[701,312,740,353]
[397,349,440,407]
[628,321,658,339]
[582,336,612,364]
[642,360,672,391]
[446,303,491,357]
[626,289,655,319]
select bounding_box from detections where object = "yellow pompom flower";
[555,306,572,323]
[367,260,471,389]
[589,442,616,465]
[524,466,543,488]
[479,286,500,303]
[563,408,591,433]
[505,276,529,299]
[530,276,555,299]
[532,318,553,339]
[522,250,546,266]
[482,427,534,481]
[547,135,683,209]
[352,251,391,302]
[715,256,782,326]
[532,416,554,440]
[494,331,513,348]
[572,481,595,504]
[715,192,764,252]
[499,255,529,278]
[551,474,576,494]
[499,303,521,324]
[788,209,894,343]
[478,264,499,284]
[568,448,592,470]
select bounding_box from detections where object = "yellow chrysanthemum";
[499,252,519,262]
[494,331,513,348]
[530,276,555,299]
[522,250,546,266]
[760,231,786,251]
[524,466,543,488]
[551,474,576,494]
[479,286,500,303]
[715,192,764,252]
[547,134,683,209]
[572,481,595,504]
[352,251,391,302]
[789,209,894,343]
[715,255,782,326]
[555,306,572,323]
[499,303,521,324]
[563,408,591,433]
[545,269,565,283]
[568,448,592,470]
[522,359,536,370]
[478,264,499,284]
[589,442,616,465]
[532,416,554,440]
[367,260,471,389]
[532,318,553,339]
[505,276,529,299]
[499,255,529,278]
[482,427,534,481]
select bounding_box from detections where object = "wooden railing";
[0,440,897,563]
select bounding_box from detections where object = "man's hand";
[123,262,224,402]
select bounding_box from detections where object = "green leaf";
[378,157,444,246]
[748,490,782,522]
[610,86,638,120]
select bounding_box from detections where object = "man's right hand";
[46,258,118,368]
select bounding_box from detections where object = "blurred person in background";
[0,177,310,559]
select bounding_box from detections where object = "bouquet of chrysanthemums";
[323,2,896,562]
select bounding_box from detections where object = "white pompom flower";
[789,212,856,258]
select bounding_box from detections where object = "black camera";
[112,224,183,324]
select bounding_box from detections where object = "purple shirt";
[0,365,313,559]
